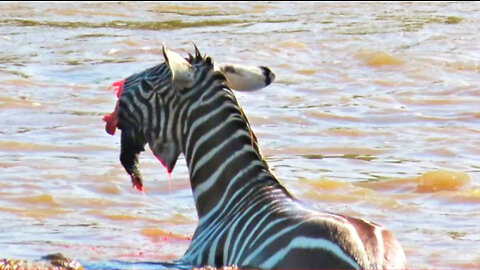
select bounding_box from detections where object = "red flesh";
[103,79,146,193]
[154,155,172,179]
[130,174,145,193]
[103,79,125,135]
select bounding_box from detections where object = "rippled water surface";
[1,2,479,269]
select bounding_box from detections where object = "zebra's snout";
[259,66,276,87]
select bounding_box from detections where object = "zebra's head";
[112,44,275,191]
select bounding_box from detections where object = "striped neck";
[179,84,278,219]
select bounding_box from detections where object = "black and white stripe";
[115,45,407,269]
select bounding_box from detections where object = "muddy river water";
[0,2,479,269]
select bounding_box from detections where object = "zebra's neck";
[179,86,279,219]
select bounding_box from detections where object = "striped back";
[114,45,407,269]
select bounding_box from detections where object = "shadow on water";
[83,260,193,270]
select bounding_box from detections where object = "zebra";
[108,44,407,269]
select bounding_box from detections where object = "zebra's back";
[182,180,404,269]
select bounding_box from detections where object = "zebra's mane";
[181,51,296,207]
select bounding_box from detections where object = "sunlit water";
[0,2,479,269]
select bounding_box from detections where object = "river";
[0,2,479,269]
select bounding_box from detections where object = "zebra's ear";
[217,64,276,91]
[162,44,195,90]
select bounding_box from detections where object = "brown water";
[1,2,479,269]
